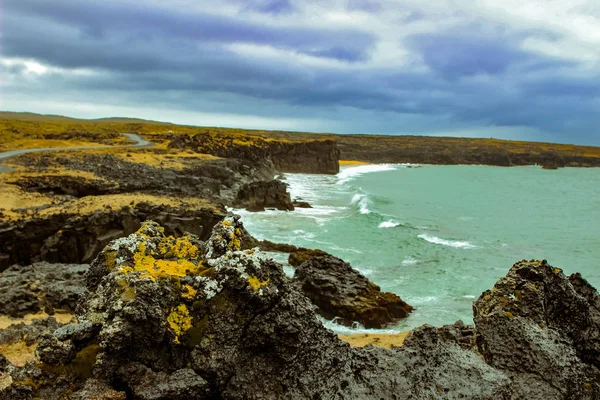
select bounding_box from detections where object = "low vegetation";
[1,111,600,167]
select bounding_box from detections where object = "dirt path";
[0,133,153,172]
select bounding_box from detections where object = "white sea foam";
[418,234,476,249]
[318,317,404,335]
[401,256,419,266]
[337,164,397,184]
[355,267,373,276]
[379,220,401,228]
[351,193,371,214]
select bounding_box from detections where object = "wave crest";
[379,220,401,228]
[337,164,397,184]
[418,234,476,249]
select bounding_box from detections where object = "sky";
[1,0,599,145]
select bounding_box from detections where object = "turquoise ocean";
[232,165,600,334]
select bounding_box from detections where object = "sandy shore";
[338,332,409,349]
[339,160,371,166]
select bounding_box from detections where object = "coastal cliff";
[168,132,340,174]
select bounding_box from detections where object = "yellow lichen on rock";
[157,236,201,259]
[167,304,193,344]
[130,252,203,281]
[181,285,198,300]
[248,276,269,291]
[105,251,118,271]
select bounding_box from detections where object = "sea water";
[233,165,600,334]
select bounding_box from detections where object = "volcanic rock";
[288,248,330,266]
[168,132,340,174]
[3,220,600,399]
[0,262,86,317]
[0,203,224,270]
[234,180,294,212]
[473,259,600,399]
[292,254,414,328]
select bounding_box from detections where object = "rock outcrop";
[9,152,275,203]
[2,219,600,399]
[0,263,86,317]
[473,259,600,399]
[234,180,294,212]
[168,132,340,174]
[0,203,224,270]
[288,248,330,266]
[292,254,414,328]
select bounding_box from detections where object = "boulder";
[292,254,414,328]
[234,180,294,212]
[473,259,600,399]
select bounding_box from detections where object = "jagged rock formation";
[234,180,294,212]
[0,263,86,317]
[168,132,340,174]
[473,260,600,398]
[2,219,600,399]
[0,204,224,270]
[292,254,414,328]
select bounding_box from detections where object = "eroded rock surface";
[474,260,600,399]
[0,262,86,317]
[234,179,294,212]
[168,132,340,174]
[292,254,414,328]
[0,203,224,270]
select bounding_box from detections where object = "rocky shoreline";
[2,115,600,398]
[1,217,600,399]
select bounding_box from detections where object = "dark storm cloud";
[4,0,375,63]
[409,33,532,79]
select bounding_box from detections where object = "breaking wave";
[417,234,476,249]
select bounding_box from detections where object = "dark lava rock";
[292,200,312,208]
[0,203,225,270]
[0,262,86,317]
[288,248,330,266]
[3,221,600,399]
[292,254,414,328]
[0,317,65,347]
[234,180,294,212]
[473,259,600,399]
[169,132,340,174]
[9,175,118,198]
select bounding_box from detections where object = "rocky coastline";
[2,114,600,398]
[1,217,600,399]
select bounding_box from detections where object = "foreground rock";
[2,218,600,399]
[473,260,600,399]
[292,254,414,328]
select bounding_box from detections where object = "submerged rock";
[292,254,414,328]
[2,220,600,399]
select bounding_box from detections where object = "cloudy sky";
[1,0,599,144]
